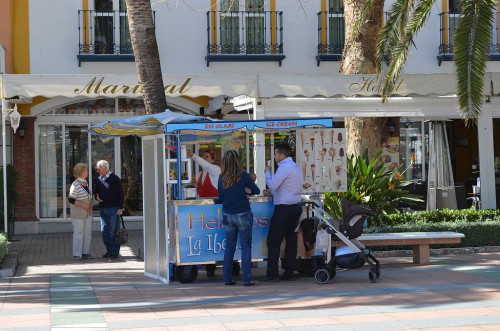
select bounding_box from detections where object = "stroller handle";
[300,200,319,208]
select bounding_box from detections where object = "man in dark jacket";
[95,160,124,259]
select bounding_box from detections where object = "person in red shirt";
[189,149,221,198]
[188,149,222,277]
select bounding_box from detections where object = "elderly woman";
[68,163,93,261]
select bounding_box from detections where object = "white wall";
[28,0,490,76]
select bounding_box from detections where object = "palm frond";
[455,0,496,122]
[377,0,415,66]
[381,0,435,101]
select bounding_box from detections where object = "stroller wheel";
[369,271,376,283]
[371,267,381,279]
[314,268,331,284]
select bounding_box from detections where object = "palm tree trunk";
[125,0,167,114]
[341,0,385,159]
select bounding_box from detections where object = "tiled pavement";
[1,230,500,330]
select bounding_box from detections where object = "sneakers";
[82,254,94,260]
[224,281,236,286]
[72,256,82,261]
[243,282,255,286]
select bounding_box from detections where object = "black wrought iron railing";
[316,10,345,65]
[438,11,500,65]
[206,10,285,66]
[77,10,155,65]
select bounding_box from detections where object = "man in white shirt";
[264,143,303,281]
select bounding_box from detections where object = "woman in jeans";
[218,150,260,286]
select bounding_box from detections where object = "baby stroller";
[301,199,380,284]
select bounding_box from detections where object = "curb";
[372,246,500,258]
[0,252,19,277]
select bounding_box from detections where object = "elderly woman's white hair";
[96,160,109,169]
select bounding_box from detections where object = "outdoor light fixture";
[400,116,414,128]
[2,103,22,132]
[1,100,23,238]
[18,120,26,140]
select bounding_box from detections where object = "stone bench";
[357,231,465,264]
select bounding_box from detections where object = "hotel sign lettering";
[73,76,192,96]
[348,76,405,94]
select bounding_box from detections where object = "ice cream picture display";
[296,128,347,193]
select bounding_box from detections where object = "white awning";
[0,72,495,100]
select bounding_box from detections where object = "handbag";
[115,215,128,245]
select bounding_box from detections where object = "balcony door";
[447,0,460,52]
[219,0,270,54]
[93,0,131,54]
[328,0,344,55]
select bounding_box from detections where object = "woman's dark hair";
[221,150,243,189]
[201,150,216,161]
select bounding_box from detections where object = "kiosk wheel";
[174,265,198,283]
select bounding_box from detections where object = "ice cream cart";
[165,118,347,283]
[91,113,346,284]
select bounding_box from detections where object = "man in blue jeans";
[95,160,124,259]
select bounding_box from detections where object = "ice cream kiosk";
[165,118,347,283]
[91,113,346,284]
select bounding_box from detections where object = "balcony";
[206,10,285,67]
[316,10,345,66]
[77,10,155,66]
[438,11,500,65]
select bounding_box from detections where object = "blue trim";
[166,118,333,133]
[316,54,342,66]
[77,54,135,67]
[205,54,285,67]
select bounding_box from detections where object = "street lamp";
[1,100,22,237]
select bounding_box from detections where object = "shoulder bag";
[115,215,129,245]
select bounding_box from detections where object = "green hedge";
[0,232,7,262]
[378,208,500,226]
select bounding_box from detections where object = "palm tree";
[341,0,386,159]
[376,0,496,122]
[125,0,167,114]
[123,0,167,212]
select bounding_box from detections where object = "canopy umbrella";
[89,110,207,140]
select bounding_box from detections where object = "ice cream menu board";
[382,137,400,172]
[296,128,347,193]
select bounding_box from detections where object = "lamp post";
[1,100,21,237]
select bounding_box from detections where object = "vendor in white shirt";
[188,149,221,198]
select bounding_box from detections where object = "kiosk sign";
[174,201,274,264]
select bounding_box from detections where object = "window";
[328,0,344,55]
[37,98,146,219]
[93,0,131,54]
[219,0,268,54]
[447,0,460,53]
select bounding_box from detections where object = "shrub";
[0,232,7,262]
[324,151,423,224]
[378,208,500,226]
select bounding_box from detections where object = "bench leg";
[412,245,430,264]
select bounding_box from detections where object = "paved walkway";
[1,230,500,330]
